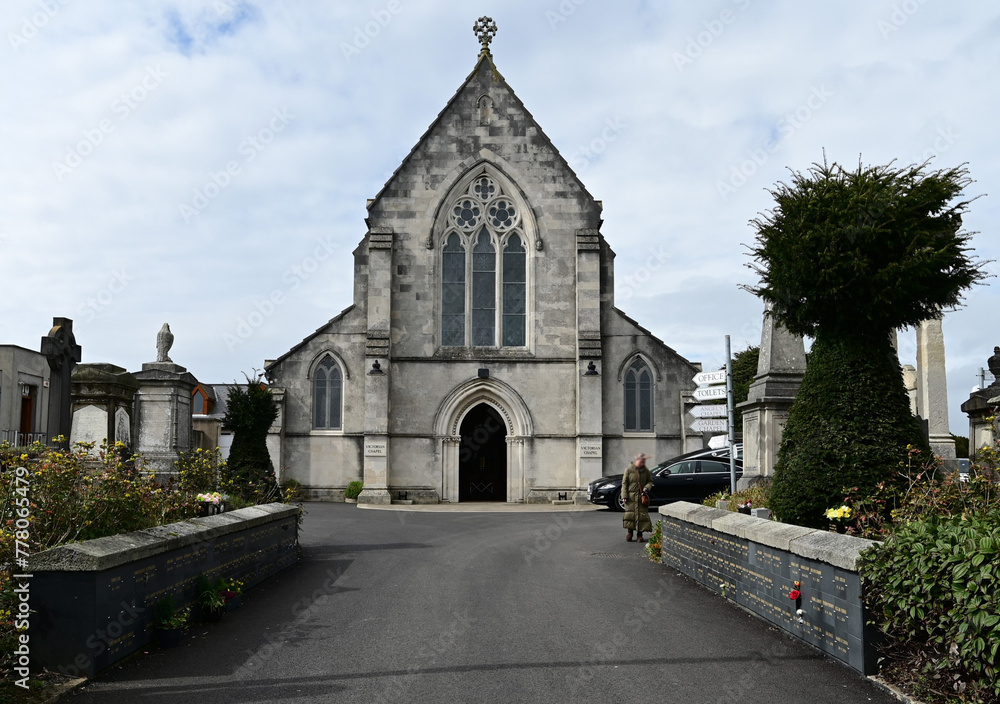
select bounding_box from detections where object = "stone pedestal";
[737,307,806,490]
[70,364,140,452]
[916,318,956,459]
[133,362,197,477]
[961,346,1000,462]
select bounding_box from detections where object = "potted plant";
[153,596,189,648]
[197,575,226,622]
[737,500,753,515]
[196,491,226,516]
[344,481,363,504]
[220,577,244,611]
[824,505,852,533]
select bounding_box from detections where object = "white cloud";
[1,0,997,437]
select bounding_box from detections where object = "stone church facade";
[265,23,701,504]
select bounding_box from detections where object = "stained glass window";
[442,233,466,347]
[441,173,529,349]
[624,358,653,432]
[472,229,496,346]
[313,356,342,429]
[502,234,526,346]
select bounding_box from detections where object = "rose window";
[471,176,497,201]
[451,198,483,230]
[487,198,518,230]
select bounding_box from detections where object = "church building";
[265,19,701,504]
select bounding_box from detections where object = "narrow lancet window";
[472,229,496,346]
[502,234,526,346]
[442,233,466,347]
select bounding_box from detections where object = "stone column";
[358,228,393,505]
[737,305,806,490]
[40,317,82,446]
[961,346,1000,462]
[576,229,604,498]
[133,362,197,478]
[70,364,140,453]
[916,318,956,459]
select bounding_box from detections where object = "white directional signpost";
[690,335,738,493]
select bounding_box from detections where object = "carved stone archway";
[434,378,532,502]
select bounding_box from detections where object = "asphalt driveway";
[67,502,898,703]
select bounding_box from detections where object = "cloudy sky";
[2,0,997,436]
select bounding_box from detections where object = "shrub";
[645,520,662,563]
[344,481,363,500]
[860,510,1000,702]
[769,334,926,528]
[176,447,225,494]
[221,374,279,504]
[280,478,304,501]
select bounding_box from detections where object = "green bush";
[344,481,363,500]
[176,447,225,494]
[769,334,926,528]
[860,510,1000,702]
[221,374,279,503]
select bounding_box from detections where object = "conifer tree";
[221,373,278,503]
[745,160,985,527]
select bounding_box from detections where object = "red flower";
[789,590,801,601]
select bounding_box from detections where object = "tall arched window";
[624,358,653,432]
[440,173,528,348]
[313,355,342,429]
[502,234,526,346]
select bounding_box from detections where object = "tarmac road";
[68,502,898,703]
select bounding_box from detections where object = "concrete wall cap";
[28,503,299,572]
[659,502,728,528]
[787,530,880,571]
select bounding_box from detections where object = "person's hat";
[634,452,650,462]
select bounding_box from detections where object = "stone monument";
[69,364,140,452]
[133,324,197,477]
[915,317,956,459]
[737,305,806,490]
[40,317,81,445]
[961,345,1000,462]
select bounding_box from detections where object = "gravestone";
[133,325,197,477]
[70,364,140,452]
[961,345,1000,461]
[40,317,81,445]
[737,305,806,490]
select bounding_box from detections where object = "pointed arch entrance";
[459,403,507,501]
[434,377,532,503]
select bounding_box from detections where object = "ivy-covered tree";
[221,373,278,503]
[745,159,985,527]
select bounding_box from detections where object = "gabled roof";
[612,306,700,374]
[265,304,356,374]
[367,49,599,211]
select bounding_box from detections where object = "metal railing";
[0,430,47,447]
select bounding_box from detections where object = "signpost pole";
[726,334,736,494]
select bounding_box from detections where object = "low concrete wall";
[659,502,880,674]
[27,503,299,678]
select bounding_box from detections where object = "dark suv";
[587,445,743,511]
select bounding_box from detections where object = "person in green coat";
[622,453,654,542]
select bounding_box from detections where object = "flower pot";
[201,606,225,623]
[156,627,183,648]
[828,523,847,534]
[738,506,751,515]
[197,501,211,517]
[224,595,242,612]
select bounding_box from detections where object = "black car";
[587,445,743,511]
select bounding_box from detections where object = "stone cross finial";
[474,16,497,53]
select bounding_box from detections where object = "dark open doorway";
[459,403,507,502]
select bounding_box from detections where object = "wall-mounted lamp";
[584,361,599,376]
[368,360,385,375]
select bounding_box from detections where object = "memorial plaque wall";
[659,503,880,675]
[28,503,299,677]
